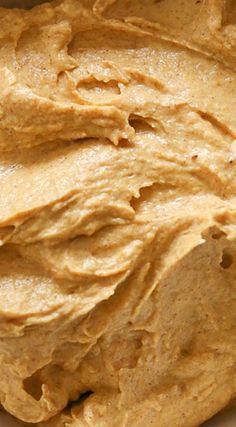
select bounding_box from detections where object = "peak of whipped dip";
[0,1,236,426]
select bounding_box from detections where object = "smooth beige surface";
[0,0,236,426]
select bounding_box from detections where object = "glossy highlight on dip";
[0,1,236,426]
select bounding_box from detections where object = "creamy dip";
[0,1,236,426]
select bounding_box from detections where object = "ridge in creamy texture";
[0,0,236,426]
